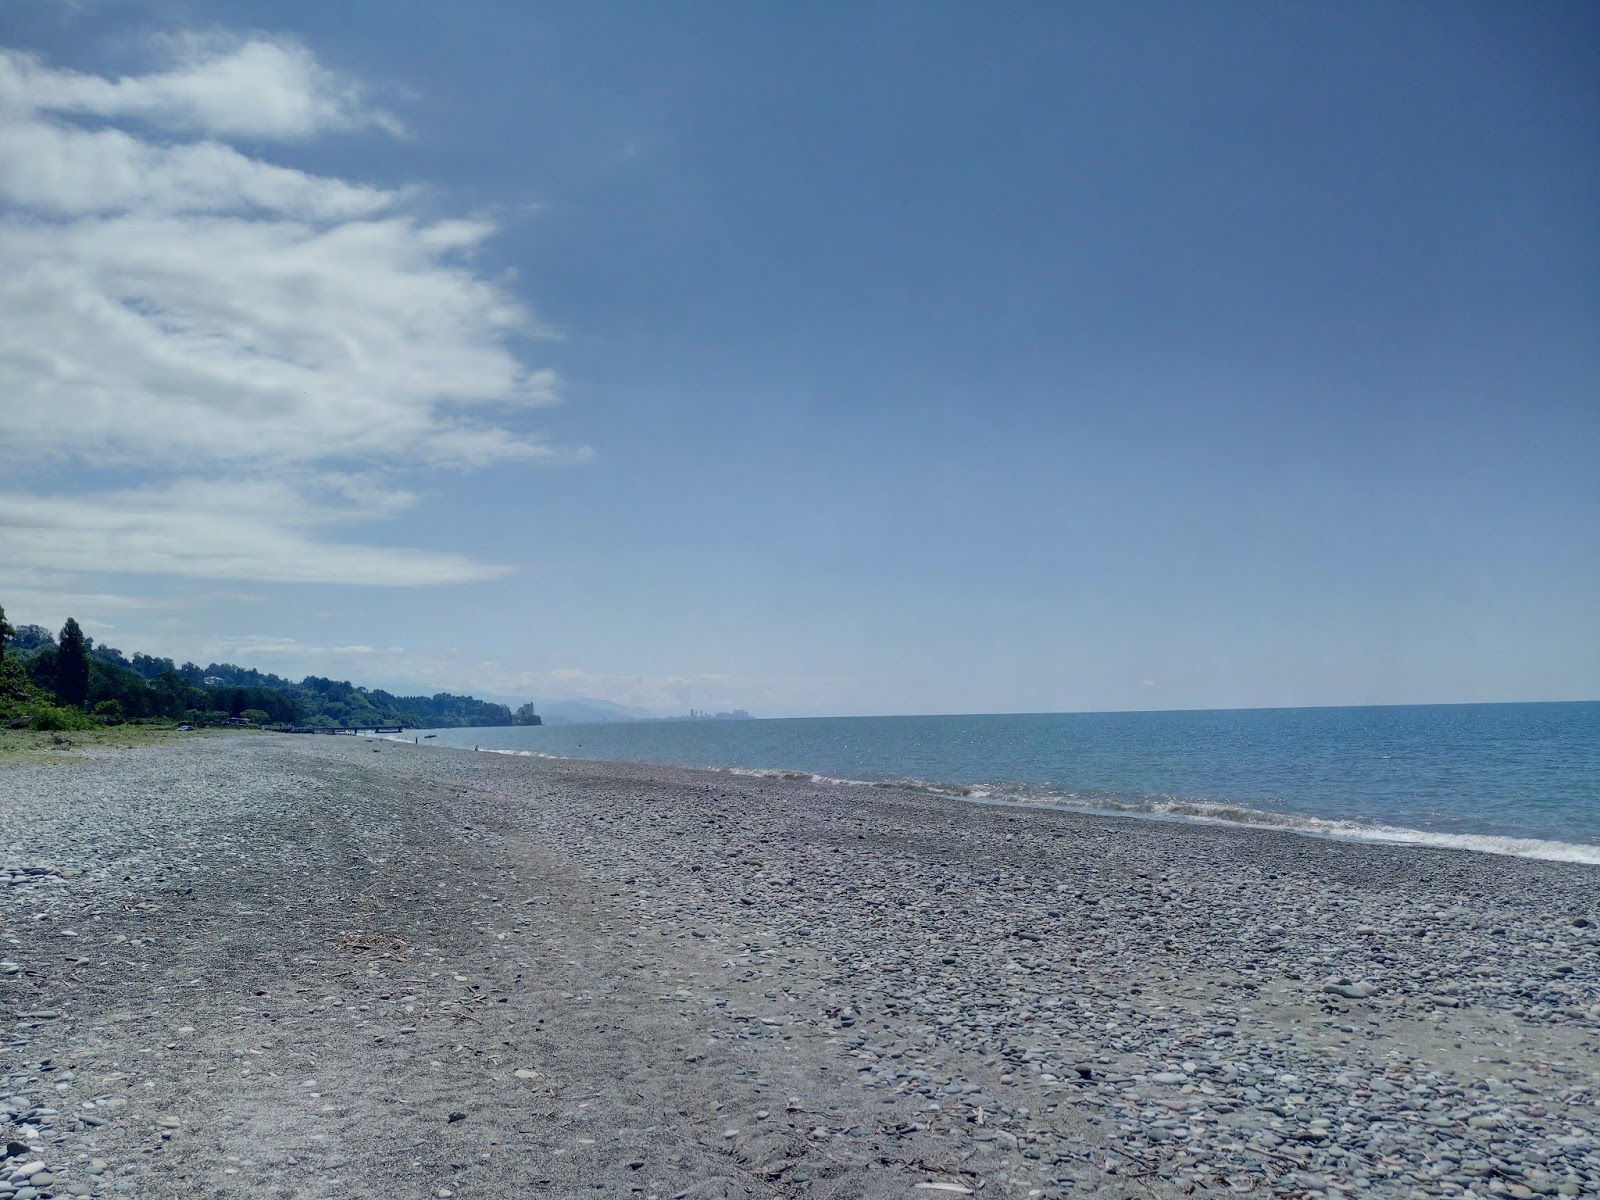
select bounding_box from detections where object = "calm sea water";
[397,702,1600,864]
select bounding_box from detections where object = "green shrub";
[93,699,125,724]
[29,704,97,731]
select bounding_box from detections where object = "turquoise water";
[399,702,1600,863]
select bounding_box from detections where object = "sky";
[1,1,1596,718]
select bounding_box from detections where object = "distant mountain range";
[535,697,656,726]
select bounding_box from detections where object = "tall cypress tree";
[57,617,90,709]
[0,603,13,662]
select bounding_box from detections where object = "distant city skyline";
[2,3,1595,717]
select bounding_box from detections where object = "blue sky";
[2,1,1596,716]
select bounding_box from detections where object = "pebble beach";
[2,733,1598,1200]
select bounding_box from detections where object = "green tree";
[56,618,91,709]
[0,603,13,661]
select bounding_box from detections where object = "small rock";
[1322,981,1377,1000]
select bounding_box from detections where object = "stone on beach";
[1,733,1596,1199]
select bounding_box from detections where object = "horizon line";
[521,696,1600,725]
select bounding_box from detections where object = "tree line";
[0,603,522,732]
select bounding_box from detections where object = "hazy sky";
[2,2,1596,716]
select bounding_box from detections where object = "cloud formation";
[0,33,399,139]
[0,33,572,586]
[1,480,508,585]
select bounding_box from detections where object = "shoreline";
[3,735,1597,1199]
[403,734,1600,868]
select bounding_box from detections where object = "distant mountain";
[537,697,656,726]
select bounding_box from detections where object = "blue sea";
[395,702,1600,864]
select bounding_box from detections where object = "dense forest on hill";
[0,607,527,731]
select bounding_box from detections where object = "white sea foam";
[711,765,1600,864]
[1124,796,1600,864]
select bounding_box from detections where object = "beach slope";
[2,735,1597,1199]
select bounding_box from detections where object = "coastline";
[431,737,1600,868]
[394,701,1600,868]
[3,734,1597,1198]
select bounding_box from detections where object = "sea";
[394,702,1600,865]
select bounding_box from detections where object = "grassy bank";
[0,724,251,763]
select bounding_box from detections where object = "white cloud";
[0,567,192,653]
[0,34,399,139]
[0,117,402,216]
[204,635,404,660]
[0,479,510,585]
[0,32,581,587]
[7,589,172,616]
[0,207,567,471]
